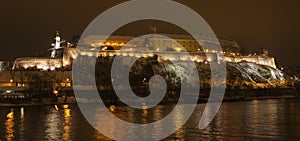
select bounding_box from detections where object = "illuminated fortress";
[12,32,277,70]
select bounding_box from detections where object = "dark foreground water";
[1,99,300,140]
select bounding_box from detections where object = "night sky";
[0,0,299,66]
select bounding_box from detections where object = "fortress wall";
[64,48,276,69]
[13,58,63,70]
[225,56,277,68]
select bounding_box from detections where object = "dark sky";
[0,0,299,66]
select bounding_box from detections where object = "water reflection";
[63,105,71,141]
[1,99,300,140]
[5,109,15,141]
[19,107,25,140]
[45,106,61,140]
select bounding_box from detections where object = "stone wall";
[225,56,277,68]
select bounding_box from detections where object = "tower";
[51,31,61,58]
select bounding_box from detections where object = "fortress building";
[12,32,277,70]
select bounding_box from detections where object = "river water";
[1,99,300,140]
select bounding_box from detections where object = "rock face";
[93,56,294,90]
[225,61,292,89]
[150,60,292,90]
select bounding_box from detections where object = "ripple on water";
[0,99,300,140]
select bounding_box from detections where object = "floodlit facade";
[13,58,63,70]
[82,34,240,53]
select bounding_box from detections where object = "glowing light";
[142,103,148,110]
[9,79,13,83]
[207,57,212,62]
[23,65,29,69]
[175,48,182,52]
[109,105,116,112]
[50,67,55,71]
[7,110,14,119]
[148,53,154,57]
[55,64,62,68]
[142,54,148,57]
[180,56,187,61]
[101,47,108,51]
[109,53,114,57]
[63,105,69,109]
[122,53,128,56]
[53,90,59,95]
[54,105,59,111]
[55,36,61,42]
[135,53,141,58]
[87,52,94,57]
[42,66,49,70]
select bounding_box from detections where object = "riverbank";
[223,88,300,101]
[1,88,299,107]
[0,97,76,107]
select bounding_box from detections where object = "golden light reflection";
[248,100,260,135]
[20,107,24,119]
[173,105,185,140]
[142,109,148,124]
[174,107,184,126]
[152,106,163,137]
[266,100,279,135]
[45,108,60,140]
[5,109,15,141]
[7,110,14,119]
[94,107,124,139]
[63,106,71,141]
[174,128,185,140]
[19,107,25,140]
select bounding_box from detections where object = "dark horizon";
[0,0,299,66]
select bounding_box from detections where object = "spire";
[56,30,60,37]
